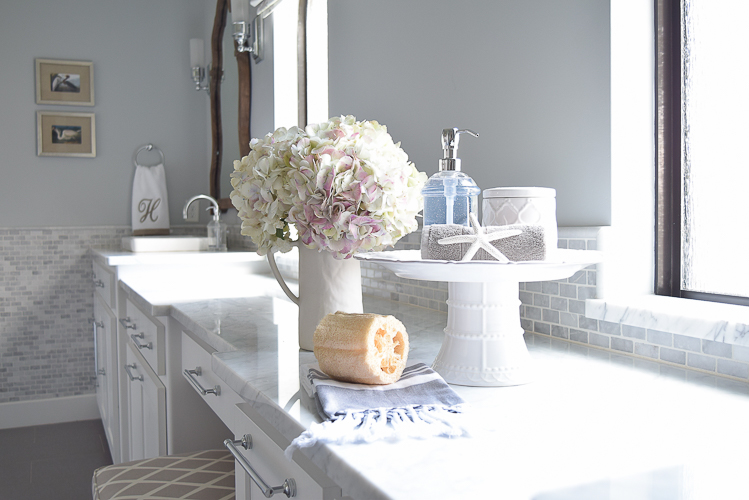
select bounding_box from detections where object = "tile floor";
[0,419,112,500]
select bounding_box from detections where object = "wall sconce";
[190,38,210,92]
[232,0,273,62]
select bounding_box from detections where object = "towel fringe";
[284,404,469,460]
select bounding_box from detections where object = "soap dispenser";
[206,207,227,252]
[421,128,481,227]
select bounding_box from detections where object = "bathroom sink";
[121,236,208,252]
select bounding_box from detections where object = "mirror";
[209,0,251,211]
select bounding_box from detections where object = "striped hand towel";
[285,363,469,458]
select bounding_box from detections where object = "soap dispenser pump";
[421,128,481,227]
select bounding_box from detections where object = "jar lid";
[482,186,556,198]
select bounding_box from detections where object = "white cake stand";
[355,249,603,387]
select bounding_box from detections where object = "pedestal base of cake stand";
[433,281,533,387]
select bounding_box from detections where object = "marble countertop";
[121,272,749,500]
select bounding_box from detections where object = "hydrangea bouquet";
[230,115,427,259]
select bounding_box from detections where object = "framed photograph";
[35,59,94,106]
[37,111,96,157]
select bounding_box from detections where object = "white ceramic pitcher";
[267,244,363,351]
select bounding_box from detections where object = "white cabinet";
[91,253,234,465]
[117,289,232,462]
[124,341,167,460]
[92,263,120,462]
[93,300,108,437]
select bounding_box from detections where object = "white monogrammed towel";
[285,363,469,459]
[131,163,170,236]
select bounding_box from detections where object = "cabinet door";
[94,294,120,462]
[93,298,108,430]
[124,342,166,461]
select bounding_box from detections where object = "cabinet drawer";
[229,403,341,500]
[181,331,243,428]
[123,298,165,375]
[92,261,115,309]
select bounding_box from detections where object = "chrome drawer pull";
[124,363,143,382]
[93,279,105,288]
[92,319,105,378]
[183,367,220,396]
[93,319,99,379]
[224,435,296,498]
[131,332,153,350]
[119,317,137,330]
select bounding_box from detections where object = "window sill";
[586,294,749,347]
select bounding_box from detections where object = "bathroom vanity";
[91,249,749,499]
[90,250,270,464]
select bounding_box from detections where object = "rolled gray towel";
[420,223,546,261]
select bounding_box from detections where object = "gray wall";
[0,0,210,228]
[328,0,611,227]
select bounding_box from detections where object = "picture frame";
[35,59,94,106]
[37,111,96,157]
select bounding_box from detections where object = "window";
[272,0,299,129]
[272,0,327,130]
[656,0,749,305]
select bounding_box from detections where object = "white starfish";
[437,213,521,262]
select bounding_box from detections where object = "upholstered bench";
[92,449,235,500]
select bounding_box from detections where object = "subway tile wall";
[0,224,244,404]
[361,228,749,385]
[0,227,127,403]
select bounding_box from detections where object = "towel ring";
[133,144,165,167]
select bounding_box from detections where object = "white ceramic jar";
[482,187,558,255]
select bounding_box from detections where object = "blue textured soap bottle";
[422,128,481,227]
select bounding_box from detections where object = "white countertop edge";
[586,294,749,346]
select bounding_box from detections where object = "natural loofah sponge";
[313,312,410,385]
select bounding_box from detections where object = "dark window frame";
[654,0,749,306]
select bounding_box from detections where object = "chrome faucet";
[183,194,220,220]
[183,195,226,252]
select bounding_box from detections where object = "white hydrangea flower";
[230,116,427,259]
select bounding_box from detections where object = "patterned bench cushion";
[92,449,235,500]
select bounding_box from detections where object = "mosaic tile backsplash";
[1,227,125,403]
[0,225,212,404]
[1,224,747,405]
